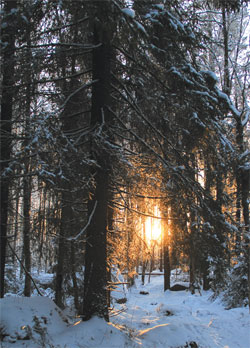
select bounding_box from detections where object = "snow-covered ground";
[1,271,249,348]
[111,274,250,348]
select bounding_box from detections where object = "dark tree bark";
[164,244,171,291]
[82,3,113,321]
[242,168,250,309]
[107,200,114,309]
[55,183,78,309]
[202,156,212,290]
[222,6,231,96]
[141,219,147,285]
[55,193,69,309]
[236,115,250,309]
[189,155,198,294]
[163,218,171,291]
[71,241,79,311]
[159,235,163,273]
[82,166,110,320]
[23,23,33,297]
[54,16,87,308]
[23,174,32,297]
[0,0,17,298]
[235,169,242,249]
[126,205,134,287]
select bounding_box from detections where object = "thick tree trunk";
[202,156,212,290]
[189,154,198,293]
[82,6,113,321]
[164,245,171,291]
[55,192,71,309]
[82,166,109,320]
[23,27,32,297]
[0,0,17,298]
[241,168,250,310]
[236,117,250,310]
[55,229,65,308]
[235,115,250,309]
[23,175,32,297]
[71,241,79,311]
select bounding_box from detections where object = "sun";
[145,207,162,243]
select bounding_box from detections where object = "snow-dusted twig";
[59,80,98,113]
[67,200,98,241]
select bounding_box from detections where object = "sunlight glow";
[145,206,162,243]
[138,323,170,336]
[73,320,81,326]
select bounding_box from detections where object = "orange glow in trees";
[145,206,162,243]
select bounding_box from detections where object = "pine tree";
[1,0,18,298]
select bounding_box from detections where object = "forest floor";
[0,269,249,348]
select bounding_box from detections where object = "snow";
[134,21,147,35]
[240,162,250,170]
[201,71,219,84]
[191,112,206,128]
[122,8,135,19]
[1,297,67,340]
[0,297,130,348]
[241,108,249,127]
[154,4,164,11]
[1,273,250,348]
[216,88,241,117]
[112,276,250,348]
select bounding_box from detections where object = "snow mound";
[0,296,137,348]
[0,296,68,345]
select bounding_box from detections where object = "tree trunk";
[159,235,163,273]
[107,202,114,309]
[82,167,109,320]
[163,218,171,291]
[202,156,212,290]
[164,245,171,291]
[82,5,113,321]
[189,250,196,294]
[11,182,21,264]
[141,220,147,285]
[23,174,32,297]
[242,167,250,310]
[189,154,197,293]
[148,241,156,284]
[0,0,17,298]
[55,192,71,309]
[235,172,242,249]
[236,117,250,310]
[71,241,79,311]
[23,24,33,297]
[222,6,231,96]
[55,225,65,308]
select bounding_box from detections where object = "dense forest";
[1,0,249,329]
